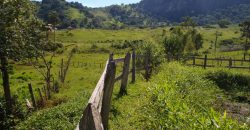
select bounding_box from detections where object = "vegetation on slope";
[35,0,250,29]
[140,62,249,129]
[108,62,250,129]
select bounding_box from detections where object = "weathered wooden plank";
[145,54,150,81]
[131,49,136,83]
[28,83,37,109]
[231,66,250,69]
[194,64,215,67]
[204,55,207,69]
[193,57,196,66]
[115,73,123,82]
[38,88,44,105]
[113,58,125,63]
[77,103,104,130]
[88,61,109,109]
[26,99,33,110]
[229,58,232,69]
[101,61,116,130]
[191,57,250,62]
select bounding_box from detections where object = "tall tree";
[180,17,197,30]
[239,19,250,59]
[218,19,231,28]
[214,31,222,52]
[0,0,44,114]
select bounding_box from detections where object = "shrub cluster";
[141,62,248,129]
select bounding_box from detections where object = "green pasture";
[1,26,249,129]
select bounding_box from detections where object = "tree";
[163,27,185,56]
[27,41,63,99]
[0,0,53,114]
[184,35,196,53]
[0,0,35,114]
[218,19,231,28]
[48,11,60,26]
[180,17,197,30]
[239,19,250,59]
[193,33,203,51]
[214,31,222,52]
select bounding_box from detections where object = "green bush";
[110,40,145,49]
[0,96,27,130]
[205,70,250,103]
[206,70,250,92]
[141,62,248,129]
[16,92,89,130]
[135,42,164,69]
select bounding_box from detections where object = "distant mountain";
[35,0,250,29]
[138,0,250,23]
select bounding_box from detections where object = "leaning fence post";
[28,83,37,109]
[109,53,114,61]
[229,58,232,69]
[145,54,150,81]
[204,55,207,69]
[78,104,103,130]
[101,61,116,130]
[60,58,64,81]
[38,88,44,106]
[132,49,136,83]
[120,52,131,95]
[193,56,196,66]
[43,85,47,100]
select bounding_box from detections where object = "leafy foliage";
[141,62,248,129]
[163,25,203,56]
[35,0,250,28]
[139,0,250,24]
[16,93,89,130]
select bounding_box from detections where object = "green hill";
[36,0,250,28]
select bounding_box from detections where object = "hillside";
[36,0,250,28]
[138,0,250,23]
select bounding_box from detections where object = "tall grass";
[141,62,248,129]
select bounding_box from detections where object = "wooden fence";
[76,50,146,130]
[185,55,250,70]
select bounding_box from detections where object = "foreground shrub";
[206,70,250,103]
[16,92,89,130]
[141,62,248,129]
[206,70,250,92]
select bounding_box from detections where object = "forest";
[35,0,250,29]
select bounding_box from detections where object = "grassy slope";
[109,62,249,129]
[0,26,248,129]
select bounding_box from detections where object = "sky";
[56,0,141,8]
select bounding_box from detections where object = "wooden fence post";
[101,61,116,130]
[229,58,232,69]
[119,52,131,95]
[38,88,44,106]
[60,58,64,81]
[204,55,207,69]
[43,85,47,100]
[145,54,150,81]
[193,56,196,66]
[28,83,37,109]
[131,49,136,83]
[244,53,246,61]
[109,53,114,61]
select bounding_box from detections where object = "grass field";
[1,26,249,129]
